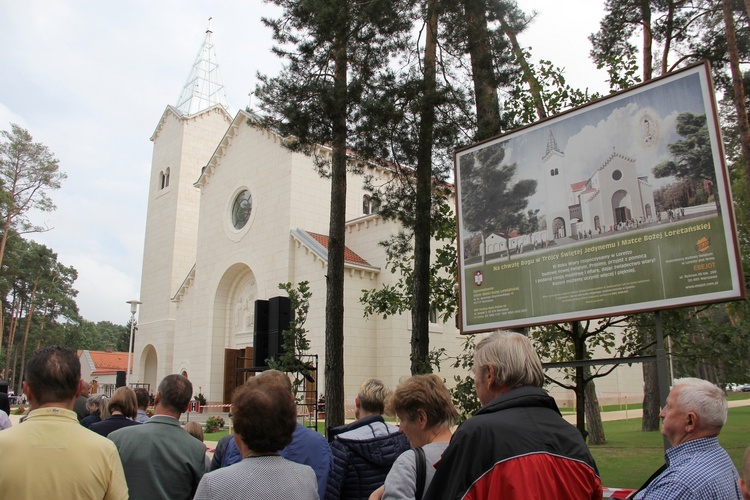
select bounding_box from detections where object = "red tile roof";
[87,350,133,374]
[571,181,587,191]
[307,232,371,266]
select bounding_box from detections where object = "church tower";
[134,25,233,388]
[540,129,571,239]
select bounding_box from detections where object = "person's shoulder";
[296,423,327,443]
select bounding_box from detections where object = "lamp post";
[126,300,142,387]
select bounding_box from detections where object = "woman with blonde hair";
[372,374,459,500]
[90,386,141,437]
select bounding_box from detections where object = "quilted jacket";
[325,415,410,500]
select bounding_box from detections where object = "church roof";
[175,22,230,115]
[291,229,377,270]
[79,349,132,375]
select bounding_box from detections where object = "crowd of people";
[0,333,748,499]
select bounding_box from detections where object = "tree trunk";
[17,273,40,394]
[463,0,502,140]
[324,10,349,431]
[640,0,653,80]
[722,0,750,192]
[499,16,546,120]
[411,0,438,375]
[660,0,676,75]
[4,297,21,377]
[584,368,606,445]
[572,322,587,440]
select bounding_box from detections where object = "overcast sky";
[0,0,608,325]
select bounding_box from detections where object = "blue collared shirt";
[635,436,741,499]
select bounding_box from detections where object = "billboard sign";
[455,62,745,333]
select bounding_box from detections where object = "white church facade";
[132,28,644,411]
[130,29,466,407]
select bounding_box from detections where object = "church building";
[540,130,656,241]
[130,28,465,407]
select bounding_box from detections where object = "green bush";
[205,416,225,433]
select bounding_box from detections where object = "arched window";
[363,195,371,215]
[164,167,170,188]
[370,197,380,213]
[159,171,166,190]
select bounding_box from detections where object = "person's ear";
[686,411,697,431]
[355,396,361,409]
[417,409,428,429]
[22,381,33,403]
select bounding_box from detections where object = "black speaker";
[268,296,291,332]
[253,299,269,367]
[0,382,8,394]
[268,296,291,359]
[116,371,126,388]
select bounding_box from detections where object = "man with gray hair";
[110,374,206,500]
[425,330,601,499]
[635,377,741,499]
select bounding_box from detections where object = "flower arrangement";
[194,393,207,406]
[205,416,225,433]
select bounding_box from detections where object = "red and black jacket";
[424,386,603,499]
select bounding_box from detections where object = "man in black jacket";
[425,331,602,499]
[326,378,409,500]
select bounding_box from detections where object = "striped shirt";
[635,436,741,499]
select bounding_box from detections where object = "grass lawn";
[591,405,750,489]
[204,429,229,441]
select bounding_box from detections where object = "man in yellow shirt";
[0,346,128,499]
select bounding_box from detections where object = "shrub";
[13,405,26,415]
[205,416,225,433]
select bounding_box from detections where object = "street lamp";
[126,300,142,387]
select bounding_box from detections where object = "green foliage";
[267,281,313,395]
[653,113,716,186]
[361,198,458,322]
[504,57,602,125]
[193,392,207,406]
[449,334,480,421]
[0,124,67,242]
[204,416,225,433]
[459,143,538,264]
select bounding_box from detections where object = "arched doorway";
[213,265,259,404]
[611,190,632,225]
[142,345,158,393]
[552,217,567,238]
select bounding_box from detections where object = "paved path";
[562,396,750,425]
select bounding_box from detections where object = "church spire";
[544,129,561,158]
[175,19,230,115]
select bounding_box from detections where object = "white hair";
[674,377,727,428]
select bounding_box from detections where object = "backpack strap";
[414,447,427,500]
